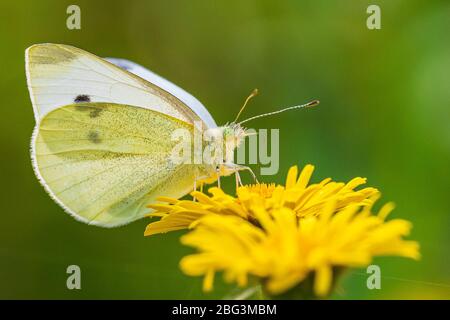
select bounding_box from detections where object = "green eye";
[223,128,233,137]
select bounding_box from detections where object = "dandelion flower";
[179,199,420,297]
[144,165,379,236]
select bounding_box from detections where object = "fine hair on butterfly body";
[26,43,318,227]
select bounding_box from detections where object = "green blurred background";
[0,0,449,299]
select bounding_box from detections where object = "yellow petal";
[203,269,215,292]
[296,164,315,189]
[378,202,395,220]
[314,266,332,297]
[285,166,298,189]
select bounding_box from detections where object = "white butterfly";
[26,43,318,227]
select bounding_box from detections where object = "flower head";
[180,198,420,297]
[144,165,379,236]
[144,164,420,298]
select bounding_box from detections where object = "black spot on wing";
[74,104,103,118]
[88,131,101,144]
[74,94,91,103]
[89,108,102,118]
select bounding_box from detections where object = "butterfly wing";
[25,43,206,128]
[32,102,209,227]
[105,57,217,128]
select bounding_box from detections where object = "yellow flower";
[144,165,379,236]
[179,199,420,297]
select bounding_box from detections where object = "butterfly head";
[203,122,249,171]
[223,122,248,146]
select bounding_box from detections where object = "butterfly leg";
[235,171,243,189]
[192,177,197,202]
[216,168,221,189]
[237,165,259,183]
[222,163,259,184]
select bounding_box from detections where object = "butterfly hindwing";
[32,103,203,227]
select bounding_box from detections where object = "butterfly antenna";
[238,99,319,125]
[234,88,259,123]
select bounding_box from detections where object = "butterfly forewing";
[26,43,201,125]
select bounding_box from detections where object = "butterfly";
[26,43,318,227]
